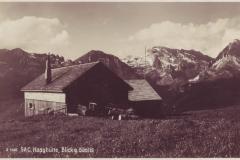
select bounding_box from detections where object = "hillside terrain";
[1,102,240,157]
[0,48,66,100]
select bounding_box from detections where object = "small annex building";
[125,79,162,117]
[21,56,162,117]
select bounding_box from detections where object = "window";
[89,103,97,110]
[29,103,33,109]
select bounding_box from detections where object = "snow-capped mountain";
[121,55,151,68]
[121,53,153,76]
[212,55,240,70]
[192,39,240,82]
[153,46,210,72]
[216,39,240,59]
[212,39,240,70]
[123,46,213,86]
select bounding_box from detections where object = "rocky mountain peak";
[232,39,240,44]
[75,50,142,80]
[192,39,240,82]
[216,39,240,61]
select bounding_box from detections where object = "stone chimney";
[45,53,52,84]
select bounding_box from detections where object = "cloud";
[0,16,70,54]
[128,17,240,58]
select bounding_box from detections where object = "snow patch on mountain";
[188,75,200,83]
[121,55,152,68]
[212,55,240,70]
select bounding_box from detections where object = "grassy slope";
[1,100,240,157]
[0,99,24,121]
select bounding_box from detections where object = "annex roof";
[125,79,162,101]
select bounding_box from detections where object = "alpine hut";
[21,55,133,117]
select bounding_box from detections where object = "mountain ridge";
[75,50,142,80]
[2,39,240,112]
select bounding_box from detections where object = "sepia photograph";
[1,1,240,158]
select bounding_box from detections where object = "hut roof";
[125,79,162,101]
[21,62,100,92]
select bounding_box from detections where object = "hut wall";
[65,64,130,112]
[24,92,66,117]
[25,92,66,102]
[131,100,163,117]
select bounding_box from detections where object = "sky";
[1,2,240,60]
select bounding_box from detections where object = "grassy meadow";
[0,99,240,157]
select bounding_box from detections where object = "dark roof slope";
[125,79,162,101]
[21,62,99,92]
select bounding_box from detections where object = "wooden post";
[118,114,122,120]
[65,105,67,115]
